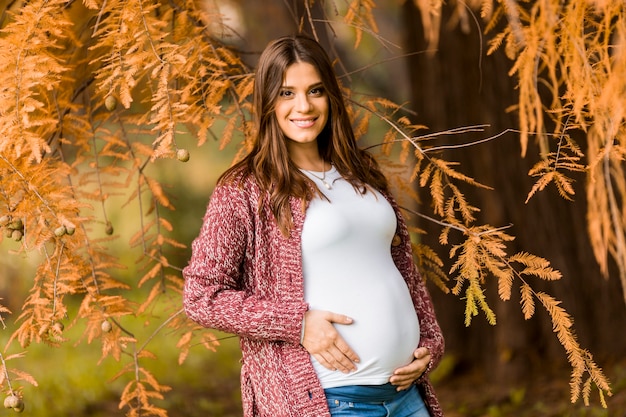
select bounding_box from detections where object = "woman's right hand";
[301,310,360,373]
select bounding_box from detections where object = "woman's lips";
[291,117,317,128]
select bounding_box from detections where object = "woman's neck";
[289,148,327,172]
[297,158,328,172]
[286,137,329,171]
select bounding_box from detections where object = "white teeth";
[292,119,315,128]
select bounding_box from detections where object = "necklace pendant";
[322,180,332,190]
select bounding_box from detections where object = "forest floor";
[10,329,625,417]
[162,352,626,417]
[435,362,626,417]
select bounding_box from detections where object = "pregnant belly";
[311,279,421,387]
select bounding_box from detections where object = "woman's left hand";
[389,347,431,391]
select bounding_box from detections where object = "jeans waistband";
[324,383,404,403]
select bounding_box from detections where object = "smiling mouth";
[291,118,317,128]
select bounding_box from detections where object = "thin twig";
[362,123,494,154]
[52,241,66,318]
[310,17,399,51]
[136,308,184,354]
[458,0,484,94]
[400,205,465,233]
[92,0,107,36]
[423,128,519,153]
[340,50,438,79]
[189,333,238,349]
[400,204,513,236]
[0,352,15,394]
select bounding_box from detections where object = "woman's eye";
[279,90,293,97]
[309,87,323,96]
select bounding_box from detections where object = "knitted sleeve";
[182,182,307,344]
[408,269,445,383]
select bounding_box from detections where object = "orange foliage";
[0,0,248,414]
[483,0,626,310]
[0,0,614,414]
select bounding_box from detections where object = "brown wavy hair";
[220,34,389,235]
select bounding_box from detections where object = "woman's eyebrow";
[280,82,324,89]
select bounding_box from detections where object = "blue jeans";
[325,385,430,417]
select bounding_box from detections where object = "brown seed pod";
[11,230,23,242]
[101,320,113,333]
[176,148,190,162]
[54,226,67,237]
[4,395,19,409]
[105,221,114,235]
[105,95,117,111]
[65,226,76,235]
[8,219,22,230]
[0,215,11,227]
[13,398,24,413]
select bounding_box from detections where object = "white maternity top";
[301,166,420,389]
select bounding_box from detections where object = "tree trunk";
[237,0,332,65]
[401,0,626,387]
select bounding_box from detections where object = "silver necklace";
[304,163,332,190]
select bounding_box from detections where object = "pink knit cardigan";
[183,171,445,417]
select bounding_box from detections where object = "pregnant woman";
[183,34,445,417]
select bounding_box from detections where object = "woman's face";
[275,61,329,153]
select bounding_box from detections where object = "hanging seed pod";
[105,95,117,111]
[11,230,23,241]
[13,398,24,413]
[101,320,113,333]
[8,219,22,230]
[176,148,190,162]
[3,395,19,409]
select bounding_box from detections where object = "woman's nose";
[295,93,313,112]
